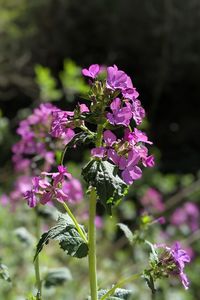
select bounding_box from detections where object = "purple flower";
[0,194,9,206]
[141,188,165,213]
[91,130,120,165]
[12,103,64,173]
[107,98,133,127]
[155,242,191,289]
[106,65,128,91]
[51,110,75,142]
[24,190,37,208]
[119,150,142,184]
[122,76,139,100]
[91,147,106,158]
[95,216,103,228]
[127,128,153,145]
[79,103,90,113]
[126,99,145,125]
[82,64,100,79]
[62,178,83,203]
[24,166,82,207]
[170,202,199,232]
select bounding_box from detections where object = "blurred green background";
[0,1,200,299]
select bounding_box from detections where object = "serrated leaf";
[67,131,95,148]
[34,214,88,260]
[96,288,132,300]
[0,263,11,282]
[82,160,128,213]
[44,267,72,288]
[118,223,134,244]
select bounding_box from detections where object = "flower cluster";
[141,188,165,213]
[170,202,199,232]
[82,64,154,185]
[154,242,191,289]
[12,103,62,172]
[24,165,83,208]
[50,103,89,141]
[47,64,154,186]
[0,175,32,210]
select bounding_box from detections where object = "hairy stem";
[96,124,104,147]
[62,202,88,244]
[34,209,42,300]
[100,273,140,300]
[88,187,98,300]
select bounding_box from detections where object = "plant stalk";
[88,187,98,300]
[62,202,88,243]
[34,209,42,300]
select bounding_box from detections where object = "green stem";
[88,187,98,300]
[100,273,141,300]
[60,143,68,165]
[62,202,88,244]
[34,209,42,300]
[96,124,104,147]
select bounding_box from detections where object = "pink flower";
[119,150,142,184]
[0,194,9,206]
[141,188,165,213]
[107,98,132,127]
[79,103,90,113]
[91,130,120,165]
[122,76,139,100]
[106,65,128,91]
[62,178,83,203]
[51,110,75,142]
[127,128,153,145]
[125,99,145,126]
[82,64,100,79]
[156,242,191,289]
[24,166,83,207]
[170,202,199,232]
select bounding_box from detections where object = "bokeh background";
[0,1,200,299]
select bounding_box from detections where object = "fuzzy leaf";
[82,159,128,213]
[44,267,72,288]
[118,223,134,244]
[0,263,11,282]
[34,214,88,260]
[96,288,132,299]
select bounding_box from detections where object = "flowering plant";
[22,64,190,300]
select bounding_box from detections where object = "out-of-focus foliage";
[35,65,62,102]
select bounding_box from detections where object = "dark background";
[1,0,200,173]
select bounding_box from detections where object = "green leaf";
[0,263,11,282]
[82,160,128,213]
[118,223,134,244]
[97,288,132,299]
[35,64,62,102]
[34,214,88,261]
[44,267,72,288]
[67,131,95,148]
